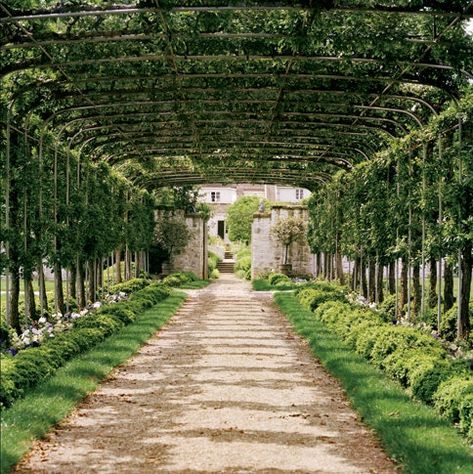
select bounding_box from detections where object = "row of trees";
[0,127,156,333]
[307,93,473,340]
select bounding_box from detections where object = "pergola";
[1,1,472,188]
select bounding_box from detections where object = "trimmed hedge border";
[275,292,473,474]
[0,292,186,474]
[295,285,473,443]
[0,283,171,408]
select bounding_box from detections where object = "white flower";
[80,309,89,316]
[23,337,30,345]
[71,312,81,319]
[92,301,102,309]
[38,316,47,324]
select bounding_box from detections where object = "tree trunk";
[336,252,344,284]
[135,252,141,278]
[429,258,438,308]
[77,261,86,309]
[69,264,77,300]
[9,267,21,334]
[377,263,384,303]
[458,244,472,340]
[413,263,422,317]
[351,257,358,291]
[323,253,329,279]
[368,258,376,302]
[115,249,122,283]
[444,262,455,311]
[54,261,65,315]
[24,278,37,321]
[97,259,103,289]
[315,253,321,278]
[37,261,48,316]
[388,261,396,295]
[361,260,368,299]
[88,260,96,302]
[400,256,409,316]
[125,248,132,280]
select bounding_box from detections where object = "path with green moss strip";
[13,274,397,473]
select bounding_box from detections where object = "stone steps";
[217,261,235,273]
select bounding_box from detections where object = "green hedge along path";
[0,291,187,474]
[14,274,396,473]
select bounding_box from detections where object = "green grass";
[179,279,211,289]
[0,292,186,474]
[274,293,473,474]
[252,279,301,292]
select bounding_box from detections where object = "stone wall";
[155,210,208,279]
[251,205,314,279]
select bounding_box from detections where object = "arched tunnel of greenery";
[0,1,472,339]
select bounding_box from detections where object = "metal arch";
[38,97,426,129]
[1,3,472,23]
[2,53,472,82]
[84,135,372,162]
[69,123,381,160]
[101,146,359,166]
[44,110,407,135]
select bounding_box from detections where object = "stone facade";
[251,205,314,279]
[155,210,208,279]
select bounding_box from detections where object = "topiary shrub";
[297,287,347,312]
[108,278,150,294]
[433,375,473,423]
[268,273,291,286]
[409,359,453,404]
[378,294,397,322]
[369,326,444,368]
[459,394,473,440]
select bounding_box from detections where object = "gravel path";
[16,274,398,473]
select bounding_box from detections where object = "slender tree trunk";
[315,253,321,278]
[135,252,140,278]
[444,262,455,311]
[125,248,132,280]
[458,244,472,339]
[9,266,21,334]
[54,261,65,315]
[69,264,77,300]
[429,258,438,308]
[25,278,37,321]
[88,260,96,302]
[368,258,376,302]
[388,261,396,295]
[37,261,48,315]
[323,253,329,279]
[413,263,422,317]
[400,256,409,316]
[351,257,358,291]
[336,252,344,284]
[97,259,103,289]
[361,260,368,299]
[377,263,384,303]
[77,261,86,309]
[115,249,122,283]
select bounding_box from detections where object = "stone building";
[199,184,311,243]
[251,205,314,278]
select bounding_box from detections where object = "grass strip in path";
[0,292,186,474]
[274,293,473,474]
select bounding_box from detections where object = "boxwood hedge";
[0,283,171,408]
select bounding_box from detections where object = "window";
[210,191,221,202]
[295,189,304,200]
